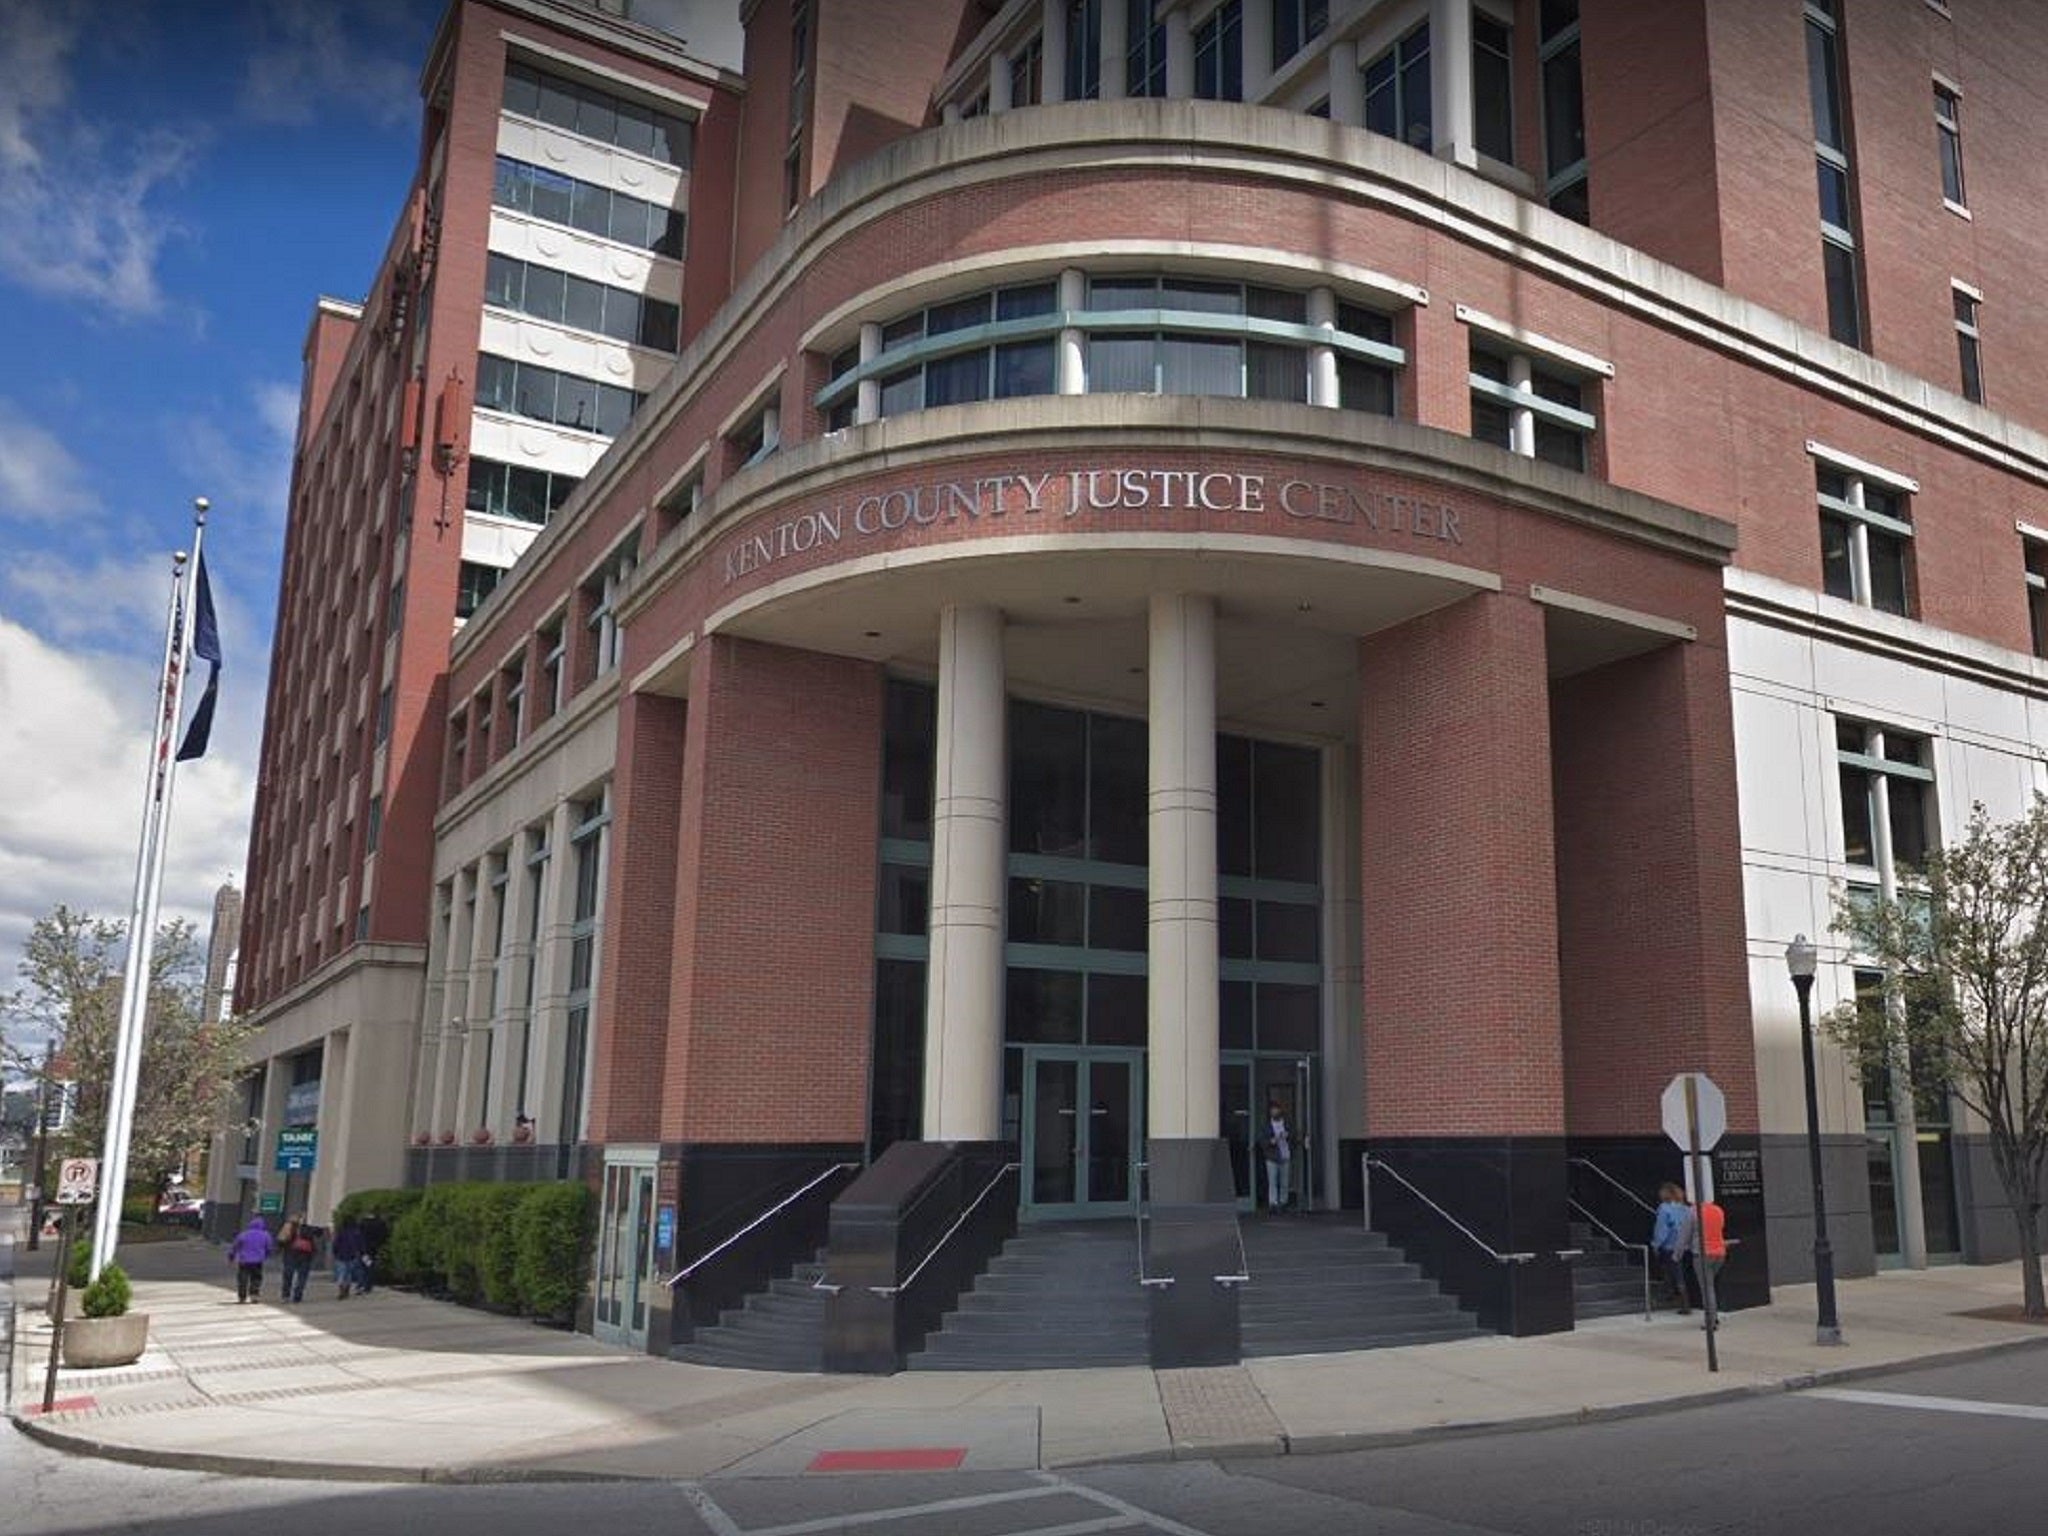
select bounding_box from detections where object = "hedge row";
[332,1182,593,1324]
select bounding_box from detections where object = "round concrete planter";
[62,1313,149,1368]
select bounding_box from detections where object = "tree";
[1,904,254,1195]
[1828,798,2048,1317]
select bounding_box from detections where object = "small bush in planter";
[66,1238,94,1292]
[80,1263,133,1319]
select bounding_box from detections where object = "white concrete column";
[1430,0,1477,166]
[1057,267,1087,395]
[1041,0,1069,103]
[1307,285,1339,408]
[1327,38,1362,125]
[923,605,1008,1141]
[526,800,579,1141]
[1101,0,1129,99]
[1240,0,1274,100]
[991,49,1014,112]
[1165,9,1195,98]
[1147,591,1220,1139]
[1869,759,1929,1269]
[856,321,882,425]
[1508,353,1536,458]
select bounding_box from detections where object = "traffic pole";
[42,1207,76,1414]
[1685,1076,1719,1373]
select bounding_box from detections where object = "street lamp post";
[1786,934,1843,1345]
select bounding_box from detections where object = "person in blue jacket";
[1650,1182,1696,1314]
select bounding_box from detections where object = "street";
[7,1349,2048,1535]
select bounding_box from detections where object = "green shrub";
[477,1184,529,1310]
[80,1263,132,1319]
[512,1181,593,1323]
[65,1235,94,1291]
[121,1193,157,1227]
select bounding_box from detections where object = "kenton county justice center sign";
[719,463,1472,584]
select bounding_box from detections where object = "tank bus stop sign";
[1662,1072,1727,1369]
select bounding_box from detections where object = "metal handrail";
[1214,1216,1250,1289]
[868,1162,1019,1297]
[1567,1196,1654,1320]
[1134,1160,1172,1290]
[1568,1156,1655,1215]
[1361,1155,1536,1264]
[665,1161,857,1287]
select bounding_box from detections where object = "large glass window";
[1473,12,1514,164]
[484,253,679,351]
[1540,0,1587,222]
[456,560,504,620]
[503,60,693,167]
[474,352,643,436]
[1837,719,1936,872]
[1126,0,1167,96]
[1065,0,1102,101]
[493,156,686,258]
[1273,0,1329,69]
[1816,463,1913,616]
[1469,342,1595,471]
[1194,0,1243,102]
[466,457,581,524]
[1935,82,1966,208]
[1953,285,1983,404]
[1806,1,1863,347]
[1364,23,1432,151]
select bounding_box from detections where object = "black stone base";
[1143,1138,1242,1368]
[1568,1135,1773,1312]
[1361,1137,1573,1337]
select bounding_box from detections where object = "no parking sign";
[55,1158,99,1204]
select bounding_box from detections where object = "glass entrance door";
[1222,1052,1318,1212]
[594,1153,657,1348]
[1023,1049,1142,1217]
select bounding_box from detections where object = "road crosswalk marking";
[1808,1388,2048,1423]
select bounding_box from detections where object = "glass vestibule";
[593,1151,657,1349]
[872,681,1327,1218]
[1221,1051,1319,1213]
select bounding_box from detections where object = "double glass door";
[1023,1048,1142,1217]
[1221,1052,1317,1212]
[594,1152,657,1349]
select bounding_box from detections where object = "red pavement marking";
[22,1397,97,1416]
[807,1447,968,1473]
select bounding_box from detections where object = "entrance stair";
[1568,1219,1655,1322]
[907,1222,1150,1370]
[670,1249,828,1372]
[1238,1214,1482,1356]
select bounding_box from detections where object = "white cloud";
[167,379,301,533]
[0,616,253,1028]
[0,3,196,318]
[0,398,98,523]
[241,0,420,129]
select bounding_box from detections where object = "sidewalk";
[7,1210,2046,1484]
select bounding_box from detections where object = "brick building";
[225,0,2048,1362]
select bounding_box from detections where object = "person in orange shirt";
[1698,1196,1728,1316]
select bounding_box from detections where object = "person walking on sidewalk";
[1650,1182,1696,1315]
[277,1215,319,1303]
[228,1216,274,1303]
[1260,1101,1294,1213]
[331,1217,366,1299]
[1698,1194,1728,1317]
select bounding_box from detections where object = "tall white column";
[1147,592,1220,1139]
[1057,267,1087,394]
[856,321,882,425]
[1041,0,1069,103]
[1508,353,1536,458]
[923,605,1008,1141]
[1327,39,1362,126]
[1101,0,1128,99]
[1430,0,1477,166]
[1165,10,1195,98]
[1307,285,1339,408]
[1240,0,1274,101]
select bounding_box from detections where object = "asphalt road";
[6,1351,2048,1536]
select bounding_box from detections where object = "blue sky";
[0,0,444,1022]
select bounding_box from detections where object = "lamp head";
[1785,933,1818,982]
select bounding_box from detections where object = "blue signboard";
[656,1203,675,1259]
[275,1127,319,1172]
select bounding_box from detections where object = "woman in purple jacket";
[227,1216,274,1303]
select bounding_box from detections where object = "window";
[584,540,638,677]
[784,137,802,213]
[657,467,703,538]
[540,617,567,717]
[1011,33,1044,108]
[1541,0,1587,222]
[501,660,526,750]
[1952,285,1983,404]
[483,253,680,351]
[1065,0,1102,101]
[729,400,780,470]
[1816,460,1914,617]
[1836,718,1936,873]
[1364,23,1431,150]
[1272,0,1329,69]
[366,794,382,854]
[1473,12,1514,164]
[1935,82,1966,207]
[1127,0,1166,97]
[560,793,608,1163]
[790,0,811,82]
[474,353,643,436]
[493,157,686,257]
[1194,0,1242,103]
[1806,0,1863,346]
[502,60,693,167]
[1468,342,1596,470]
[466,458,581,524]
[2025,536,2048,659]
[457,560,504,620]
[376,684,393,747]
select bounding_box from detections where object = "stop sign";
[1661,1073,1727,1151]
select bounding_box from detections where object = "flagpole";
[94,499,210,1273]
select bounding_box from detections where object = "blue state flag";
[175,552,222,762]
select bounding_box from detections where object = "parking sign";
[55,1158,99,1204]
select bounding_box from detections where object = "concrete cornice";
[241,943,429,1040]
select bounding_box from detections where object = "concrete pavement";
[6,1204,2047,1484]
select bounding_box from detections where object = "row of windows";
[502,60,693,168]
[475,352,644,437]
[457,559,506,621]
[466,457,583,525]
[492,156,687,259]
[484,251,680,352]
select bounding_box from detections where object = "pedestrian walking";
[277,1215,319,1303]
[1650,1182,1696,1315]
[1698,1194,1728,1320]
[331,1217,366,1299]
[358,1210,390,1294]
[1260,1101,1294,1213]
[228,1215,274,1303]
